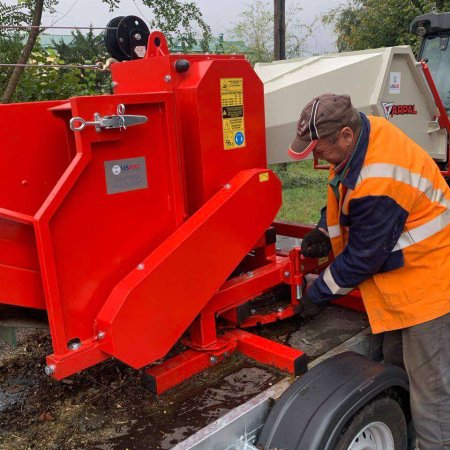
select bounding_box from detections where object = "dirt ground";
[0,306,368,450]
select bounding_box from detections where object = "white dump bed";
[256,46,447,164]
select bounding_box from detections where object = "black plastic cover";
[411,12,450,36]
[257,351,409,450]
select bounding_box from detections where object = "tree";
[1,0,46,103]
[52,28,111,95]
[227,0,312,65]
[323,0,450,53]
[0,0,212,103]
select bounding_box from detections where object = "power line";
[0,25,115,31]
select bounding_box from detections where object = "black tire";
[334,396,407,450]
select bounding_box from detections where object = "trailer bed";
[0,305,368,449]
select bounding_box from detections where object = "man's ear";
[340,126,354,146]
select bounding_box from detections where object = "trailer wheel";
[334,396,407,450]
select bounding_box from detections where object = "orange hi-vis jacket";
[308,114,450,333]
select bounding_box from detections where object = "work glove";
[295,292,324,321]
[301,228,331,258]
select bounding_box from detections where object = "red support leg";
[223,329,307,376]
[144,340,237,394]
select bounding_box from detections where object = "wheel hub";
[347,421,395,450]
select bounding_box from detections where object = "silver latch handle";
[70,104,147,132]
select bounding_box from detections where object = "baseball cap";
[288,93,359,160]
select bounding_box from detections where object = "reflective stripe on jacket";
[309,115,450,333]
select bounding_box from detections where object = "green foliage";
[0,34,95,102]
[0,3,29,29]
[142,0,212,51]
[272,161,328,224]
[1,0,212,101]
[323,0,450,53]
[52,29,111,95]
[228,0,274,64]
[227,0,312,65]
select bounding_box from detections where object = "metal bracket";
[70,104,148,132]
[427,119,441,133]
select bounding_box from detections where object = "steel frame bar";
[145,329,306,394]
[420,61,450,177]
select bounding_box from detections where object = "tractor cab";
[411,12,450,112]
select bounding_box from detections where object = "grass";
[270,161,329,225]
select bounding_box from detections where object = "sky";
[7,0,342,53]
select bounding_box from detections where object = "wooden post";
[274,0,286,60]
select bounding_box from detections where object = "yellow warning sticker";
[259,172,269,182]
[221,78,245,150]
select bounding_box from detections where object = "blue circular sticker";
[234,132,245,145]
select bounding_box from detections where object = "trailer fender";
[257,351,409,450]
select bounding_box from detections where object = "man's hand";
[301,228,331,258]
[295,292,324,321]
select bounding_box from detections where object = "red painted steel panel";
[176,59,267,214]
[112,50,266,215]
[0,101,71,215]
[0,265,45,309]
[35,93,185,358]
[96,169,281,368]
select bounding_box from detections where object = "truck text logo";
[381,101,417,120]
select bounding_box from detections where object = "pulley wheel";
[104,16,127,61]
[116,16,150,60]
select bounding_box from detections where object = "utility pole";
[274,0,286,60]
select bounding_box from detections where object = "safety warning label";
[220,78,246,150]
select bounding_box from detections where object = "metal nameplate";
[104,157,148,195]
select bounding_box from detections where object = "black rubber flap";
[257,351,409,450]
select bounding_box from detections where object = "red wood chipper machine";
[0,17,362,393]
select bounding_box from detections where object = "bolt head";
[247,271,254,277]
[277,307,284,313]
[111,81,118,88]
[164,75,172,83]
[134,33,142,40]
[68,341,82,351]
[223,183,231,190]
[284,271,290,277]
[45,364,56,376]
[250,309,257,315]
[97,331,106,340]
[209,355,218,364]
[137,263,145,271]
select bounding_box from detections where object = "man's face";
[312,127,355,165]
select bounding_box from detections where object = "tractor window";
[421,35,450,112]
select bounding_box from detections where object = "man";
[289,93,450,450]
